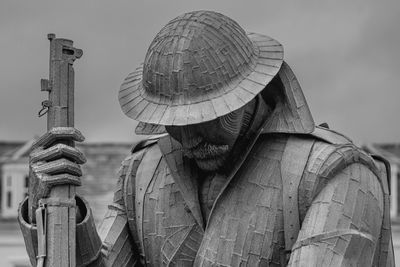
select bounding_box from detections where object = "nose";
[180,126,202,148]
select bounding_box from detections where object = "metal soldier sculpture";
[19,11,394,266]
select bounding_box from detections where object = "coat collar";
[260,61,315,134]
[157,135,205,229]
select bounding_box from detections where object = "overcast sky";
[1,0,399,144]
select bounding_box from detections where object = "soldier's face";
[166,107,246,171]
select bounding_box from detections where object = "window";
[7,191,12,208]
[25,175,29,188]
[6,176,12,187]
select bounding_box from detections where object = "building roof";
[0,141,24,159]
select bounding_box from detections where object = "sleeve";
[288,163,385,266]
[18,196,39,267]
[18,153,143,267]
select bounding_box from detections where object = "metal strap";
[134,145,162,260]
[35,203,47,267]
[281,136,315,253]
[122,151,145,261]
[124,154,141,223]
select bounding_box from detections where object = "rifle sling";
[281,136,315,253]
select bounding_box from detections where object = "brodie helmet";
[118,10,285,133]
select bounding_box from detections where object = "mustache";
[182,142,229,159]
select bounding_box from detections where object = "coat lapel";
[206,95,272,226]
[158,135,205,230]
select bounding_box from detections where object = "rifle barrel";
[41,34,82,267]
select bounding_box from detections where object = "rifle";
[35,33,83,267]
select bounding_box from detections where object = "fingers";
[42,173,81,187]
[31,144,86,164]
[29,127,85,201]
[32,159,82,177]
[33,127,85,149]
[33,172,81,200]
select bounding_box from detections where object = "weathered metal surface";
[281,136,315,253]
[261,62,315,135]
[118,11,283,127]
[19,10,394,267]
[38,34,82,267]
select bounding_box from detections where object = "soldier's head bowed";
[118,10,311,171]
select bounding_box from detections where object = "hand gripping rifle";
[35,34,83,267]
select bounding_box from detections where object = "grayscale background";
[1,0,400,144]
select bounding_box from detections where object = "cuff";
[18,196,102,267]
[18,196,38,267]
[76,196,102,266]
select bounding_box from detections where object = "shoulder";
[297,126,385,218]
[275,125,380,179]
[256,125,362,169]
[119,134,166,174]
[256,125,353,155]
[113,135,165,205]
[305,126,380,181]
[255,126,382,179]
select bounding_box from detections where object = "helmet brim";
[118,33,283,132]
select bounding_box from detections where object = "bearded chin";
[182,143,230,172]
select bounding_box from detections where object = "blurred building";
[0,141,30,220]
[0,140,133,221]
